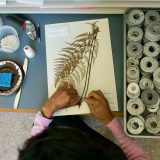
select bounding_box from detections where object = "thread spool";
[127,82,140,99]
[127,57,139,67]
[127,98,145,115]
[127,42,143,59]
[140,57,158,76]
[127,66,140,83]
[127,115,145,135]
[128,27,143,42]
[145,22,160,42]
[139,76,154,90]
[147,105,159,113]
[126,9,144,27]
[157,107,160,116]
[141,89,159,109]
[143,42,160,58]
[23,45,35,59]
[145,11,160,26]
[153,67,160,93]
[145,114,160,134]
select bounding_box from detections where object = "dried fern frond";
[54,22,100,89]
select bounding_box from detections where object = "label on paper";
[45,24,70,38]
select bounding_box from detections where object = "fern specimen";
[54,21,100,101]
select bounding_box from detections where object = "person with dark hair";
[18,83,150,160]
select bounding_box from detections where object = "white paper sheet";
[0,0,6,5]
[45,18,118,116]
[16,0,44,5]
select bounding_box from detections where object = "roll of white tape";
[127,98,145,115]
[127,82,140,99]
[23,45,35,59]
[145,114,160,134]
[127,115,145,135]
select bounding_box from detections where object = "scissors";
[6,14,37,40]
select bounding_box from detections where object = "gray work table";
[0,14,123,115]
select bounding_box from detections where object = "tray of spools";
[124,9,160,138]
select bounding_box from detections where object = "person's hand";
[84,90,114,124]
[41,82,80,118]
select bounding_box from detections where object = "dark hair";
[18,126,115,160]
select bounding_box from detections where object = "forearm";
[30,113,53,137]
[106,117,150,160]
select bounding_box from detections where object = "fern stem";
[79,32,98,106]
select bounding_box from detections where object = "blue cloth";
[0,73,13,88]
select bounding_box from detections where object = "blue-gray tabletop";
[0,14,123,111]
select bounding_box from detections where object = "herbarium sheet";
[45,18,118,116]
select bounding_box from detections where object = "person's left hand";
[41,82,80,118]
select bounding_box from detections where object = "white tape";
[127,115,145,135]
[145,114,160,134]
[127,98,145,115]
[23,45,35,59]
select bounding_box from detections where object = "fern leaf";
[54,22,100,88]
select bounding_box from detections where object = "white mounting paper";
[45,18,118,116]
[16,0,44,6]
[0,0,6,5]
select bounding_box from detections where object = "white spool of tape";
[127,115,145,135]
[23,45,35,59]
[127,98,145,115]
[145,114,160,134]
[127,82,140,99]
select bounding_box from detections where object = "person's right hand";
[84,90,114,124]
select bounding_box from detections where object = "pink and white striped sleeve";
[106,117,150,160]
[30,114,53,137]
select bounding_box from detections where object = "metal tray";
[124,8,160,138]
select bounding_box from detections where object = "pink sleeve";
[106,117,150,160]
[30,114,53,137]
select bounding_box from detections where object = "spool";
[153,68,160,93]
[127,115,145,135]
[157,107,160,116]
[126,9,144,27]
[127,42,143,59]
[141,89,159,109]
[128,27,143,42]
[23,45,35,59]
[127,98,145,115]
[127,66,140,83]
[139,76,154,90]
[145,11,160,26]
[143,42,160,58]
[127,57,139,67]
[147,105,159,113]
[145,22,160,42]
[140,57,158,76]
[145,114,160,134]
[127,82,140,99]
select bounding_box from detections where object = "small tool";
[14,58,28,109]
[37,24,41,42]
[6,14,37,40]
[14,45,36,109]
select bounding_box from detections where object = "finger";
[68,88,79,95]
[69,95,80,102]
[87,103,95,114]
[88,91,101,100]
[97,90,103,95]
[84,97,98,105]
[68,99,80,107]
[59,82,67,89]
